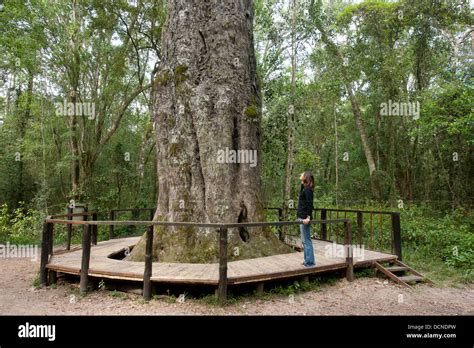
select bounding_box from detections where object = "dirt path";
[1,258,473,315]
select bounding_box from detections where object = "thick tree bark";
[127,0,290,263]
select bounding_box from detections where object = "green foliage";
[0,203,43,245]
[354,268,376,278]
[0,204,10,243]
[109,290,128,299]
[0,0,163,213]
[402,207,473,273]
[32,273,41,289]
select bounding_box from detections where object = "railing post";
[278,208,284,241]
[320,209,327,240]
[48,221,54,256]
[357,212,363,246]
[344,220,354,282]
[109,210,115,239]
[132,209,139,235]
[39,221,52,286]
[391,212,402,261]
[92,213,98,245]
[80,224,91,294]
[217,227,228,306]
[143,225,154,301]
[149,209,154,221]
[66,206,73,250]
[48,270,57,285]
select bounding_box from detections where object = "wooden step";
[398,275,424,283]
[385,266,408,272]
[375,260,432,288]
[396,260,434,285]
[374,262,413,289]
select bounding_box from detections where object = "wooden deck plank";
[46,237,397,285]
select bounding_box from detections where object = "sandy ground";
[0,258,473,316]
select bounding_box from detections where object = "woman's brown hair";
[302,170,315,191]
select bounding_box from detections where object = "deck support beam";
[79,224,91,294]
[39,222,53,287]
[143,226,154,301]
[92,213,98,245]
[66,207,73,250]
[391,213,402,261]
[48,270,57,285]
[320,209,327,240]
[217,227,228,306]
[344,221,354,282]
[109,210,115,239]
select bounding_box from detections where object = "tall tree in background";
[127,0,290,262]
[309,1,380,199]
[281,0,298,234]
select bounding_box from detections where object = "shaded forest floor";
[1,258,473,315]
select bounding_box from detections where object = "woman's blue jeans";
[298,219,315,266]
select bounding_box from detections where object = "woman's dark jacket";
[297,184,314,219]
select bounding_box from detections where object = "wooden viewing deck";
[46,237,397,286]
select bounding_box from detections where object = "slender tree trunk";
[345,83,380,199]
[134,122,154,206]
[334,107,338,205]
[323,143,333,181]
[69,94,80,195]
[138,124,153,181]
[316,23,380,200]
[14,71,34,205]
[68,0,81,198]
[127,0,290,263]
[282,0,297,231]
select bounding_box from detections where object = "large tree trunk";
[127,0,290,263]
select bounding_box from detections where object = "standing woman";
[297,171,315,267]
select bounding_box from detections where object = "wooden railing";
[39,217,352,306]
[49,210,99,250]
[108,208,155,239]
[318,208,402,260]
[265,207,402,260]
[108,206,402,259]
